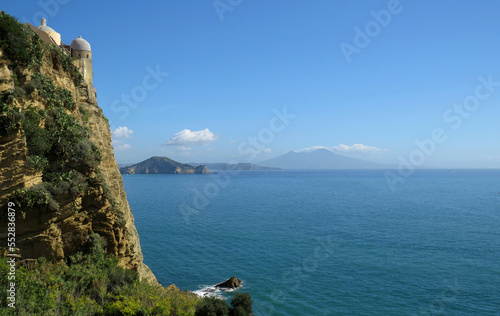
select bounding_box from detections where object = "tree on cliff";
[230,293,253,316]
[195,296,230,316]
[195,292,253,316]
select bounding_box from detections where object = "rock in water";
[215,277,242,289]
[195,164,211,174]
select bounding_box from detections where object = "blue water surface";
[123,170,500,315]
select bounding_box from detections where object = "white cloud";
[295,146,331,153]
[112,127,133,138]
[251,148,272,155]
[112,140,132,151]
[332,144,387,153]
[166,128,217,145]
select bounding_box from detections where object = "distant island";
[190,162,280,171]
[120,156,210,174]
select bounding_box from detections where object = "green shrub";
[0,11,44,69]
[0,109,20,136]
[29,73,76,111]
[43,170,88,197]
[2,86,27,102]
[8,184,52,209]
[13,85,26,97]
[194,293,254,316]
[26,155,49,171]
[79,105,89,121]
[50,107,88,145]
[230,293,253,316]
[0,94,22,137]
[105,296,144,315]
[86,233,105,258]
[21,104,99,181]
[107,265,138,293]
[15,267,57,313]
[0,99,7,113]
[232,306,247,316]
[22,107,51,157]
[70,140,102,169]
[195,297,230,316]
[95,171,112,197]
[24,74,42,95]
[2,89,21,104]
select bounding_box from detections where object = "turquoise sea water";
[123,170,500,315]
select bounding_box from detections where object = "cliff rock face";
[0,38,156,282]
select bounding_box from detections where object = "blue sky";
[5,0,500,167]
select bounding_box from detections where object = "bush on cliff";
[230,293,253,316]
[195,296,230,316]
[0,91,22,137]
[7,104,101,212]
[0,234,199,315]
[0,11,43,69]
[194,293,254,316]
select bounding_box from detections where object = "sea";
[123,169,500,315]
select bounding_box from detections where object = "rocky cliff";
[0,14,156,283]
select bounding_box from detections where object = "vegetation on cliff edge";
[0,234,199,315]
[195,293,254,316]
[0,12,104,216]
[0,11,43,69]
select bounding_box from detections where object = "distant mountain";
[120,156,210,174]
[190,162,280,171]
[261,148,389,169]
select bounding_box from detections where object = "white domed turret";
[70,36,93,86]
[37,18,61,45]
[70,36,92,58]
